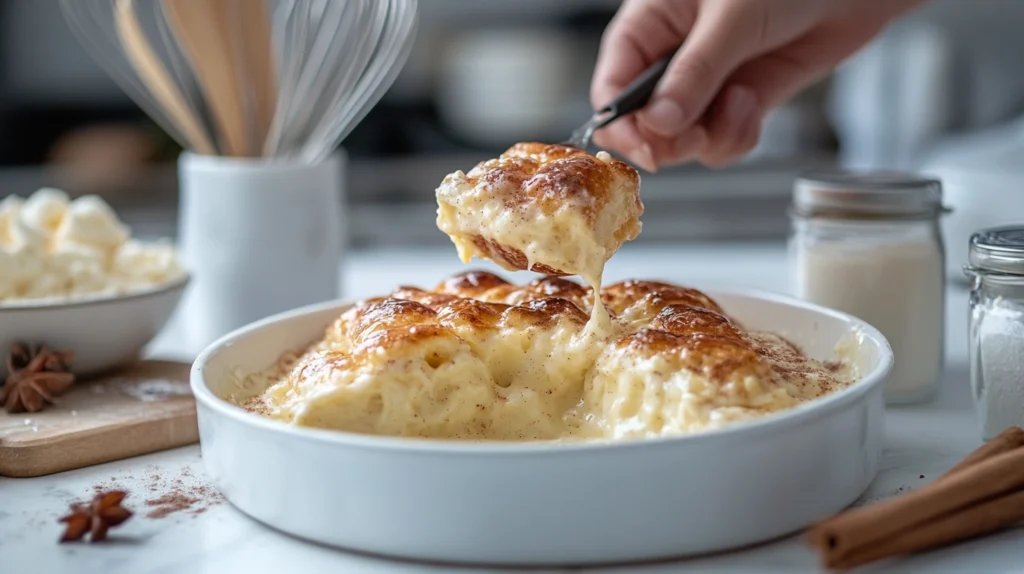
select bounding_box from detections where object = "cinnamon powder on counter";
[84,466,224,521]
[145,493,199,518]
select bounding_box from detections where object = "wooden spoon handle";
[234,0,277,156]
[114,0,216,155]
[164,0,250,157]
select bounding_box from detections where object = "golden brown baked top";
[240,271,856,441]
[463,143,640,220]
[435,143,643,277]
[334,272,757,380]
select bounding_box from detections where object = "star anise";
[59,490,133,543]
[0,342,75,413]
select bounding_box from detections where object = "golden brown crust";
[352,298,437,337]
[246,271,854,439]
[491,276,593,311]
[435,270,511,298]
[434,271,593,310]
[615,330,772,383]
[648,305,742,339]
[354,324,457,357]
[502,297,589,329]
[602,280,726,318]
[325,274,797,388]
[343,278,735,339]
[465,143,639,222]
[437,143,643,275]
[435,298,509,332]
[470,235,567,276]
[390,287,462,310]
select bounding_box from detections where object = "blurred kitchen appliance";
[919,117,1024,278]
[436,28,586,147]
[829,0,1024,172]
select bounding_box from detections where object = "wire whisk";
[60,0,418,163]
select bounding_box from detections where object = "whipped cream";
[21,188,71,238]
[0,188,186,304]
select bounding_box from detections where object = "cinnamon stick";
[940,426,1024,479]
[829,489,1024,570]
[809,446,1024,567]
[809,425,1024,548]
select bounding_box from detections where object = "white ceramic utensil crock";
[177,152,344,354]
[192,288,892,566]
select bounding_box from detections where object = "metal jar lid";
[792,170,945,219]
[968,226,1024,276]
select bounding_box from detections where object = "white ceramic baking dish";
[191,288,892,566]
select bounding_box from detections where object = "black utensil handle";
[595,48,679,129]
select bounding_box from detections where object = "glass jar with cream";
[788,171,947,404]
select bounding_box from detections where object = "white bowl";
[191,288,892,566]
[0,276,189,377]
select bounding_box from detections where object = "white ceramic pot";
[177,152,345,354]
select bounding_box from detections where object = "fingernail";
[640,144,657,172]
[639,99,686,138]
[726,87,758,126]
[630,144,657,173]
[673,138,700,163]
[670,127,708,164]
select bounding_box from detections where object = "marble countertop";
[2,243,1020,574]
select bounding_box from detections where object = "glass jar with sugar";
[788,171,946,404]
[965,226,1024,440]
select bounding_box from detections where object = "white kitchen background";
[0,0,1021,258]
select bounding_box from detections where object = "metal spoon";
[563,48,679,150]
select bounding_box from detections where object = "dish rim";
[0,274,190,312]
[191,286,893,456]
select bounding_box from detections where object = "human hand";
[591,0,926,171]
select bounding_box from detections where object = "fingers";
[635,1,767,140]
[696,85,762,167]
[652,21,872,169]
[616,0,774,168]
[637,122,707,166]
[589,0,697,169]
[682,21,880,168]
[592,116,657,173]
[635,86,760,169]
[590,0,765,170]
[589,0,879,171]
[590,0,698,112]
[686,19,896,168]
[603,85,762,171]
[728,21,890,112]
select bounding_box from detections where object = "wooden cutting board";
[0,360,198,478]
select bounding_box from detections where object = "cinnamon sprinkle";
[84,465,224,522]
[145,494,199,518]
